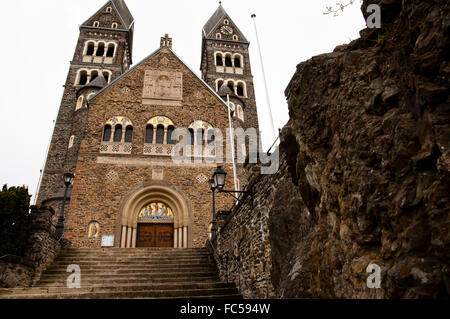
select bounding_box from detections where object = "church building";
[36,0,259,248]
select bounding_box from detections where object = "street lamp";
[55,172,74,239]
[209,178,218,239]
[212,166,226,190]
[209,166,253,228]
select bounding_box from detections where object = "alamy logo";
[170,124,279,175]
[366,4,381,28]
[366,263,381,288]
[66,264,81,288]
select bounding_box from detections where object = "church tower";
[201,4,260,186]
[37,1,134,215]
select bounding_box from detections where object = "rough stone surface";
[214,0,449,299]
[0,207,63,288]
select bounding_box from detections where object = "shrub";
[0,185,32,257]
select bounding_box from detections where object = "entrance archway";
[116,184,192,248]
[136,201,174,248]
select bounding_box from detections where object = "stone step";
[58,254,212,260]
[0,282,235,296]
[2,287,240,299]
[60,249,209,255]
[36,276,219,287]
[53,256,212,263]
[48,261,215,271]
[43,266,217,275]
[39,270,218,281]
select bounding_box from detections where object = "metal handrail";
[207,236,256,299]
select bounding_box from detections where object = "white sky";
[0,0,366,201]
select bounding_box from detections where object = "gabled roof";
[202,5,248,42]
[81,0,134,30]
[88,46,233,113]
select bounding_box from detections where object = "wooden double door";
[137,223,174,248]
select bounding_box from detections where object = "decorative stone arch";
[215,78,225,91]
[233,53,244,68]
[214,51,225,66]
[115,183,193,248]
[189,120,213,145]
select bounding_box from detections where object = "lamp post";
[210,166,254,212]
[55,172,74,239]
[209,178,217,239]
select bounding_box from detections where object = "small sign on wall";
[101,235,114,247]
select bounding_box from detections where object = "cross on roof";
[160,34,172,48]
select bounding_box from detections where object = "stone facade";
[36,0,133,224]
[65,44,237,248]
[213,0,449,299]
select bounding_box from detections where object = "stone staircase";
[0,248,242,299]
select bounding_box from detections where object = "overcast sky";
[0,0,366,202]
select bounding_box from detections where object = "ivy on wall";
[0,185,32,257]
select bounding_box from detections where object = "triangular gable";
[88,47,232,112]
[202,5,248,42]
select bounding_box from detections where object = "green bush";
[0,184,32,257]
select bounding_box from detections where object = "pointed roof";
[217,84,235,97]
[85,74,107,89]
[202,5,248,42]
[111,0,134,29]
[81,0,134,30]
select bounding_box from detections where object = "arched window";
[196,129,205,145]
[217,80,224,92]
[106,7,112,13]
[103,72,110,83]
[167,126,175,145]
[237,83,245,97]
[93,21,99,27]
[237,105,244,121]
[216,54,223,66]
[125,126,133,143]
[86,43,95,56]
[112,23,118,29]
[79,71,88,85]
[234,56,241,68]
[233,35,239,41]
[145,125,154,143]
[68,135,75,149]
[90,70,98,82]
[227,81,234,92]
[106,44,115,57]
[207,129,215,146]
[75,96,84,110]
[229,102,236,117]
[225,55,232,67]
[188,129,195,145]
[216,33,221,39]
[113,124,122,142]
[156,125,164,144]
[224,19,229,25]
[103,125,112,142]
[96,43,105,56]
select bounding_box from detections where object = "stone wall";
[213,0,449,299]
[0,206,64,288]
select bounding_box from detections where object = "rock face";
[213,0,449,299]
[280,0,449,298]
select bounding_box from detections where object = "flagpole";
[227,94,238,195]
[251,14,277,143]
